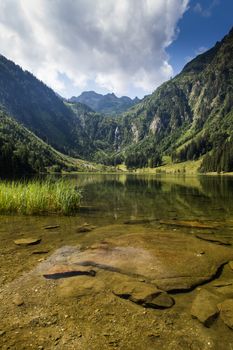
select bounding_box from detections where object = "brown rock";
[58,276,105,298]
[76,223,97,233]
[43,265,96,279]
[212,280,233,287]
[32,250,49,255]
[229,261,233,270]
[112,277,174,309]
[213,284,233,297]
[218,299,233,329]
[44,225,60,230]
[68,230,233,291]
[13,295,24,306]
[147,293,174,309]
[113,279,161,301]
[159,220,218,229]
[14,237,41,246]
[191,289,219,327]
[196,234,231,246]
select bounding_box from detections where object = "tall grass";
[0,179,82,215]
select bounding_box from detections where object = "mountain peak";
[69,91,140,115]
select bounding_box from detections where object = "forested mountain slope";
[96,27,233,171]
[0,107,77,175]
[0,55,95,158]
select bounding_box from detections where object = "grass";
[135,159,203,175]
[0,179,82,215]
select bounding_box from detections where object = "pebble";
[14,237,41,246]
[13,295,24,306]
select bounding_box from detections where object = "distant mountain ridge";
[69,91,140,115]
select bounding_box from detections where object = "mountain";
[0,107,75,175]
[0,27,232,174]
[69,91,140,115]
[0,106,111,175]
[0,55,96,159]
[89,27,233,171]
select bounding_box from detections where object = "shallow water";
[1,174,233,349]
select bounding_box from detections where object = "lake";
[1,174,233,349]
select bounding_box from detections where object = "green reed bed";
[0,180,82,215]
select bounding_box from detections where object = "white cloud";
[195,46,208,55]
[193,0,219,18]
[0,0,189,97]
[184,46,208,64]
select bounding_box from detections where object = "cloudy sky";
[0,0,232,98]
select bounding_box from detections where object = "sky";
[0,0,232,99]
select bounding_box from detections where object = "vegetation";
[0,179,82,215]
[0,109,69,175]
[124,139,162,169]
[69,28,233,171]
[0,54,95,158]
[0,28,232,173]
[0,108,115,175]
[200,139,233,173]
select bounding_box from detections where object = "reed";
[0,179,82,215]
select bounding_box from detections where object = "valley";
[0,27,232,175]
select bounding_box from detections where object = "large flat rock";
[67,231,233,291]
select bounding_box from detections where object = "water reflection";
[68,174,233,224]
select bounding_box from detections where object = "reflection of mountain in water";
[71,174,233,223]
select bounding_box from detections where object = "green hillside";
[0,55,95,159]
[0,107,102,175]
[87,27,233,172]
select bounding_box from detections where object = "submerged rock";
[14,237,41,246]
[229,261,233,270]
[76,223,96,233]
[146,292,174,309]
[196,234,231,246]
[43,265,96,279]
[44,225,60,230]
[32,250,49,255]
[191,289,219,327]
[67,230,233,292]
[58,276,104,298]
[218,299,233,329]
[13,295,24,306]
[112,277,174,309]
[159,220,218,229]
[212,280,233,288]
[213,282,233,297]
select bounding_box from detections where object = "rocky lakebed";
[1,214,233,350]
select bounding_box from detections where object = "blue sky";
[0,0,232,98]
[168,0,233,76]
